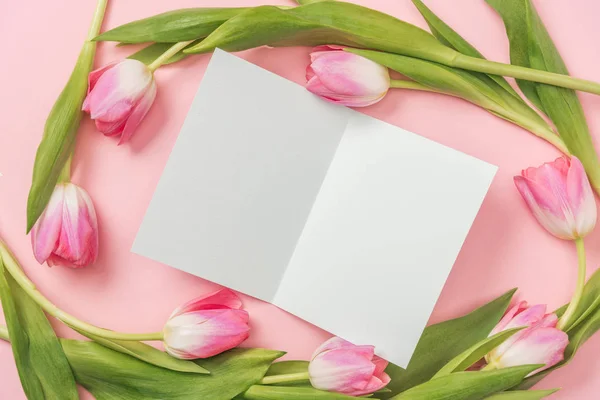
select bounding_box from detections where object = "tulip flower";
[308,337,391,396]
[82,59,157,144]
[484,301,568,375]
[514,156,596,241]
[163,288,250,359]
[306,46,390,107]
[31,182,98,268]
[514,156,597,329]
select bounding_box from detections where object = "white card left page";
[132,49,351,301]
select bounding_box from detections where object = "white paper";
[132,49,497,367]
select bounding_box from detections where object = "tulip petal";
[170,288,243,318]
[118,80,157,145]
[31,185,65,264]
[490,301,528,335]
[95,118,127,137]
[495,327,568,375]
[309,348,376,394]
[164,309,250,359]
[514,176,576,239]
[310,51,389,97]
[567,157,597,237]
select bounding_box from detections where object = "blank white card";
[132,49,497,367]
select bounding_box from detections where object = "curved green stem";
[260,372,311,385]
[558,238,587,331]
[452,54,600,96]
[58,154,73,183]
[148,40,194,72]
[389,79,568,154]
[87,0,109,41]
[390,79,444,93]
[0,242,164,342]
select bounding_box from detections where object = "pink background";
[1,0,600,398]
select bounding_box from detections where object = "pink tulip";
[82,59,157,144]
[485,301,568,375]
[31,183,98,268]
[306,46,390,107]
[308,337,391,396]
[163,288,250,359]
[514,156,597,240]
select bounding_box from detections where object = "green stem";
[389,79,444,93]
[0,324,8,342]
[452,54,600,96]
[0,242,164,342]
[87,0,109,41]
[259,372,311,385]
[389,79,568,153]
[148,40,194,72]
[558,238,587,330]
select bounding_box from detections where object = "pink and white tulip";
[514,156,597,240]
[485,301,568,375]
[308,337,391,396]
[82,59,157,144]
[306,46,390,107]
[31,183,98,268]
[163,288,250,359]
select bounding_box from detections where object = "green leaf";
[347,49,564,152]
[485,389,559,399]
[76,329,209,374]
[486,0,600,193]
[241,385,363,400]
[127,41,198,66]
[95,8,248,43]
[184,2,456,64]
[390,365,541,400]
[515,269,600,389]
[433,327,523,378]
[565,267,600,332]
[0,246,78,399]
[380,289,516,399]
[62,339,284,399]
[265,360,309,376]
[26,41,97,232]
[411,0,518,98]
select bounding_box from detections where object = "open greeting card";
[132,49,497,367]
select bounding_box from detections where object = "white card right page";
[273,113,497,367]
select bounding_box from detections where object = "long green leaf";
[515,269,600,389]
[486,0,600,193]
[95,8,248,43]
[391,365,540,400]
[433,327,523,378]
[242,385,363,400]
[26,41,97,232]
[381,289,516,399]
[77,329,209,374]
[265,360,309,376]
[184,2,456,64]
[485,389,558,399]
[63,339,283,399]
[347,49,565,152]
[0,247,78,399]
[411,0,518,98]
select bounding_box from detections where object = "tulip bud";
[31,183,99,268]
[305,45,390,107]
[485,301,568,375]
[514,156,597,240]
[308,337,390,396]
[82,59,157,144]
[163,289,250,359]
